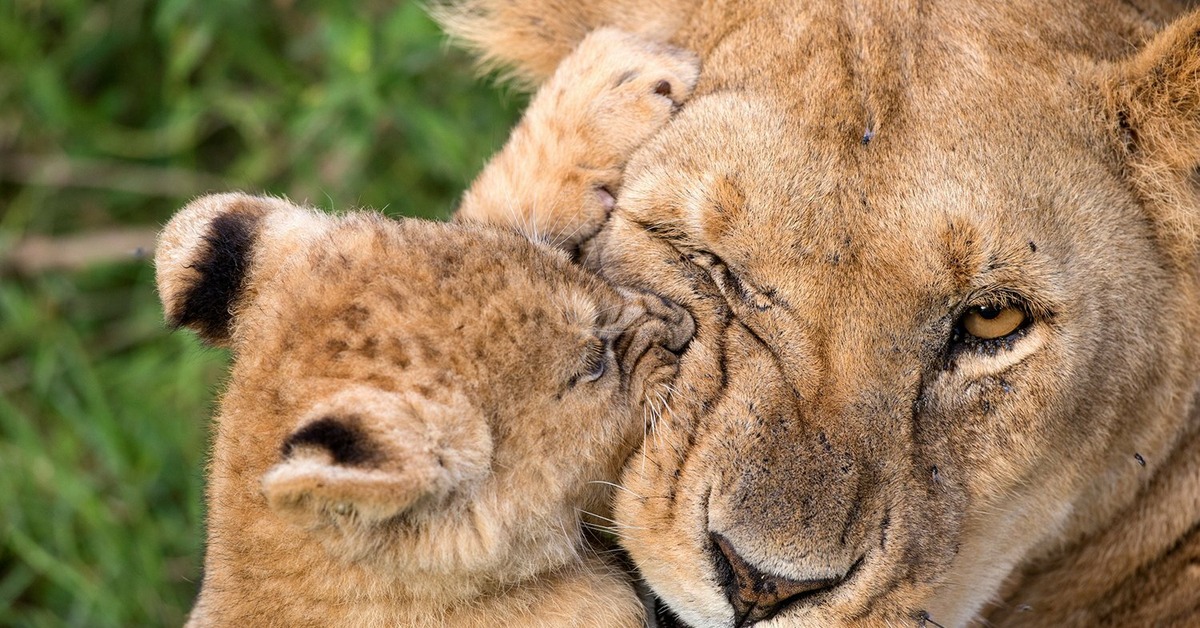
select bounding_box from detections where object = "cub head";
[156,193,693,608]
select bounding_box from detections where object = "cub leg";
[455,28,699,251]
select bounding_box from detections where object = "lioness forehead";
[622,92,1136,312]
[631,0,1147,249]
[685,0,1152,114]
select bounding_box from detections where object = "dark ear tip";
[155,193,274,345]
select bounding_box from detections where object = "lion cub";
[156,29,698,628]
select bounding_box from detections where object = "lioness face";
[584,22,1199,626]
[427,0,1200,624]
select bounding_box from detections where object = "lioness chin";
[437,1,1200,625]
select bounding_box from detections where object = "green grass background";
[0,1,521,625]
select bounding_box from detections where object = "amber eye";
[962,305,1026,340]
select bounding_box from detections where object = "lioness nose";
[711,532,843,625]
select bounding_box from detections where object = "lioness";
[437,1,1200,625]
[157,29,698,626]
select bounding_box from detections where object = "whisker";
[587,480,645,499]
[580,522,633,542]
[576,509,647,530]
[641,400,650,477]
[550,210,589,248]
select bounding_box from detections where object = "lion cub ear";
[155,193,324,346]
[1102,10,1200,260]
[262,387,493,529]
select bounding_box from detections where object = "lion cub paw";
[458,29,699,249]
[545,28,700,193]
[555,27,700,157]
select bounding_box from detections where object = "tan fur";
[156,29,701,627]
[157,195,692,627]
[455,28,698,251]
[439,1,1200,626]
[431,0,699,87]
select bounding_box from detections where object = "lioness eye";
[962,305,1025,340]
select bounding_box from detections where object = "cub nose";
[710,532,844,625]
[642,293,696,354]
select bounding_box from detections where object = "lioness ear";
[431,0,692,87]
[155,193,322,346]
[261,387,492,529]
[1103,10,1200,259]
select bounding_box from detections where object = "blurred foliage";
[0,0,521,625]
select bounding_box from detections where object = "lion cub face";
[156,193,692,619]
